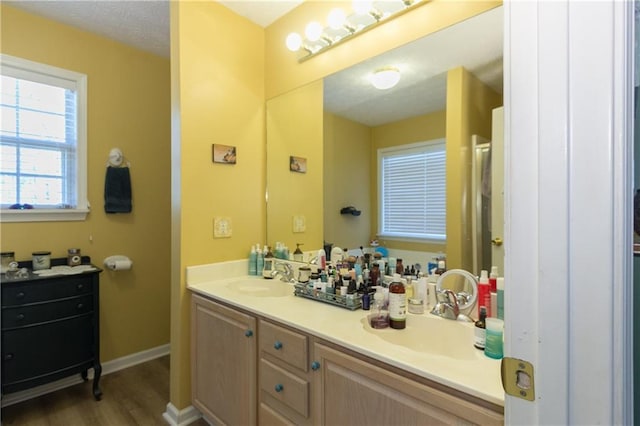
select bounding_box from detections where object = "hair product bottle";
[474,306,487,350]
[477,270,491,317]
[388,274,406,329]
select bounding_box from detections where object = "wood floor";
[1,355,209,426]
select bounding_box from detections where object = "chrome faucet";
[270,261,295,283]
[430,289,460,320]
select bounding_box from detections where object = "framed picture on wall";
[290,156,307,173]
[212,144,237,164]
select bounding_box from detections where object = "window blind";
[379,140,446,241]
[1,63,78,208]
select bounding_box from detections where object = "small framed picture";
[212,144,237,164]
[289,156,307,173]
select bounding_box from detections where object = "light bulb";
[327,8,346,30]
[370,67,401,90]
[353,0,374,15]
[286,32,302,51]
[305,21,323,42]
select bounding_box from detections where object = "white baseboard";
[1,343,170,407]
[163,402,203,426]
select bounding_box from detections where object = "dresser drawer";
[2,315,94,387]
[260,320,308,371]
[2,295,93,329]
[260,358,309,418]
[2,275,93,306]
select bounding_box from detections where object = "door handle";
[491,237,503,246]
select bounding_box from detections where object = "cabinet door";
[191,295,257,426]
[312,343,503,426]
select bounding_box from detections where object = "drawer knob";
[4,353,13,361]
[274,384,284,393]
[311,361,321,371]
[77,284,84,290]
[77,303,84,310]
[273,341,283,350]
[245,329,253,337]
[16,292,25,299]
[16,313,25,321]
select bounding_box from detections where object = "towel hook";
[107,148,129,168]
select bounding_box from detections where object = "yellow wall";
[323,112,371,249]
[0,5,171,362]
[266,81,323,251]
[370,110,448,253]
[170,0,265,409]
[446,67,502,270]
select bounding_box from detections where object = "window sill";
[1,208,89,223]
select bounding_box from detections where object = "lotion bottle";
[318,248,327,270]
[248,245,257,275]
[256,245,264,275]
[497,277,505,320]
[477,270,491,318]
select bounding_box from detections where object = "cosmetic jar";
[1,251,15,273]
[32,251,51,270]
[408,298,425,314]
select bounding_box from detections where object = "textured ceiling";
[4,0,302,57]
[5,0,171,58]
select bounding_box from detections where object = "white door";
[505,1,633,424]
[491,107,504,276]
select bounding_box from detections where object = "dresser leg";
[92,363,103,401]
[81,369,88,381]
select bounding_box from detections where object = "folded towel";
[104,166,132,213]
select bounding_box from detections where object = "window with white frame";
[0,54,88,222]
[378,139,446,241]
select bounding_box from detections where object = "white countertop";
[186,260,504,407]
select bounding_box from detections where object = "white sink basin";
[226,278,293,297]
[361,313,478,360]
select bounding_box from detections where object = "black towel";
[104,166,132,213]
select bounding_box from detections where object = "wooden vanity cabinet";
[191,293,504,426]
[191,294,257,426]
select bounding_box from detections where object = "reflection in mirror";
[436,268,478,318]
[266,6,504,272]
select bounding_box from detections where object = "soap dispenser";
[293,243,304,262]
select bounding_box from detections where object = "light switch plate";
[293,215,306,233]
[214,217,232,238]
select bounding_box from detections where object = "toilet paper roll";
[107,259,132,271]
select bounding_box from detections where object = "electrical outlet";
[293,215,306,233]
[214,217,232,238]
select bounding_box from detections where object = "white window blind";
[378,139,446,241]
[0,54,88,222]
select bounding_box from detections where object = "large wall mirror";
[266,6,503,273]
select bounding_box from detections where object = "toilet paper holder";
[103,255,133,271]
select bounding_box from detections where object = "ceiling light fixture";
[285,0,426,62]
[370,67,401,90]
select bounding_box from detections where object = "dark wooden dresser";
[1,257,102,400]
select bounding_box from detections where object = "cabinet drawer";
[259,402,296,426]
[260,358,309,418]
[2,315,94,387]
[2,295,93,329]
[260,320,308,371]
[2,276,93,306]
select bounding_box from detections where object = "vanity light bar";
[286,0,428,62]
